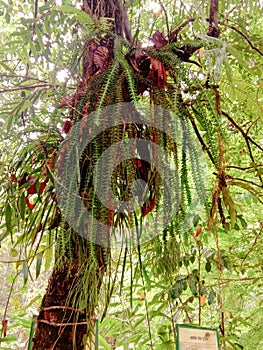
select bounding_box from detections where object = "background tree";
[0,0,263,349]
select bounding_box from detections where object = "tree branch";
[208,0,220,37]
[226,165,263,170]
[233,177,263,189]
[219,21,263,57]
[183,105,218,168]
[222,110,263,186]
[0,74,47,82]
[241,223,263,267]
[222,111,263,152]
[0,83,63,94]
[158,0,170,39]
[169,18,195,42]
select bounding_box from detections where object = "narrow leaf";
[44,246,53,272]
[222,187,236,229]
[23,261,29,285]
[20,193,26,220]
[98,335,111,350]
[5,204,12,232]
[36,252,42,279]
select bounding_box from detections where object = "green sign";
[176,324,219,350]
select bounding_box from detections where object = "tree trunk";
[32,0,221,347]
[32,1,125,348]
[32,242,87,350]
[32,238,107,350]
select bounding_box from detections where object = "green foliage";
[0,0,263,349]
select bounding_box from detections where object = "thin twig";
[222,5,238,22]
[179,297,192,323]
[219,21,263,57]
[196,240,202,326]
[0,83,63,94]
[246,117,260,135]
[217,276,263,283]
[232,177,262,189]
[222,111,263,152]
[26,0,39,75]
[0,74,46,82]
[169,18,195,42]
[158,0,170,39]
[215,132,225,344]
[226,165,263,170]
[241,223,263,267]
[1,271,20,338]
[185,106,218,168]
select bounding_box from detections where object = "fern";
[183,116,209,211]
[191,103,219,166]
[114,38,138,102]
[181,149,192,206]
[96,61,120,110]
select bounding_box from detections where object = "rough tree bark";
[32,240,91,350]
[32,1,127,349]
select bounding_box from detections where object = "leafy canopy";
[0,0,263,349]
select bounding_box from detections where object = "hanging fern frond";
[114,38,138,102]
